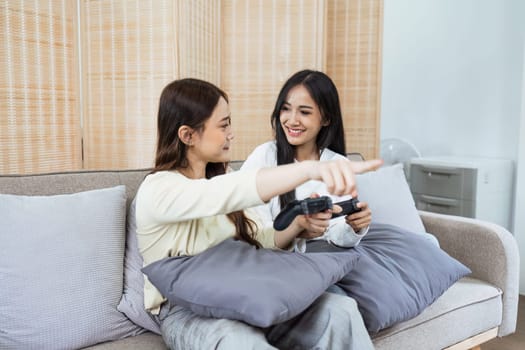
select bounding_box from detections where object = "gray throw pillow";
[142,238,360,328]
[0,186,143,349]
[307,223,471,333]
[117,198,161,334]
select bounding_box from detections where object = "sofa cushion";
[118,198,161,334]
[372,277,502,349]
[356,164,426,234]
[142,238,360,328]
[0,186,143,349]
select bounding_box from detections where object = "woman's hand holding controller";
[345,201,371,231]
[295,193,334,239]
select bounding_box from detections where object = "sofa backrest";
[0,153,361,202]
[0,169,151,207]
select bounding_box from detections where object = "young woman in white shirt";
[135,78,381,349]
[241,70,376,252]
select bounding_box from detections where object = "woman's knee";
[216,326,275,350]
[314,293,366,333]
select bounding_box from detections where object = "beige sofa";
[0,169,519,350]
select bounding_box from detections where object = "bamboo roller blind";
[220,0,326,161]
[1,0,382,174]
[80,0,175,169]
[176,0,220,84]
[81,0,219,169]
[0,0,81,174]
[326,0,382,160]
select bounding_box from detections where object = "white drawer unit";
[409,156,514,229]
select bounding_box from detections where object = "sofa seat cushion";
[372,277,502,350]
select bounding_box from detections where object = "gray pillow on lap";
[0,186,143,349]
[307,223,471,333]
[142,238,360,328]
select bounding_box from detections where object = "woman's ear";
[322,119,330,127]
[178,125,194,146]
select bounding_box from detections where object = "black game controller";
[273,196,361,230]
[331,197,361,218]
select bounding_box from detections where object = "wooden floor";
[482,295,525,350]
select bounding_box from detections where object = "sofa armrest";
[419,210,519,336]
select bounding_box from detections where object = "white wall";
[381,0,524,159]
[381,0,525,292]
[516,42,525,293]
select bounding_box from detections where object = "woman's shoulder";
[140,170,186,189]
[136,171,185,211]
[241,141,277,169]
[143,170,182,180]
[252,140,277,154]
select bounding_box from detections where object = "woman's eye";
[281,106,290,112]
[301,110,311,116]
[220,118,231,129]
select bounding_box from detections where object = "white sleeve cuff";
[325,218,368,248]
[293,238,307,253]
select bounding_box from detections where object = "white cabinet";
[409,156,514,229]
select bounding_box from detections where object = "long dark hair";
[153,78,261,248]
[270,70,346,209]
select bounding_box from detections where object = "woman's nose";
[289,110,299,123]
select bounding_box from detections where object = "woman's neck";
[177,150,208,179]
[295,143,320,162]
[177,161,206,179]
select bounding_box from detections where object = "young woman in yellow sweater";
[136,78,381,350]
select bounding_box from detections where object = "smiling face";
[279,85,327,159]
[190,97,234,164]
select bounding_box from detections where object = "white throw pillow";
[0,186,143,349]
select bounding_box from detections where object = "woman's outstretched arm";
[255,158,383,202]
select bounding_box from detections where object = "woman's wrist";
[300,160,318,181]
[274,221,301,248]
